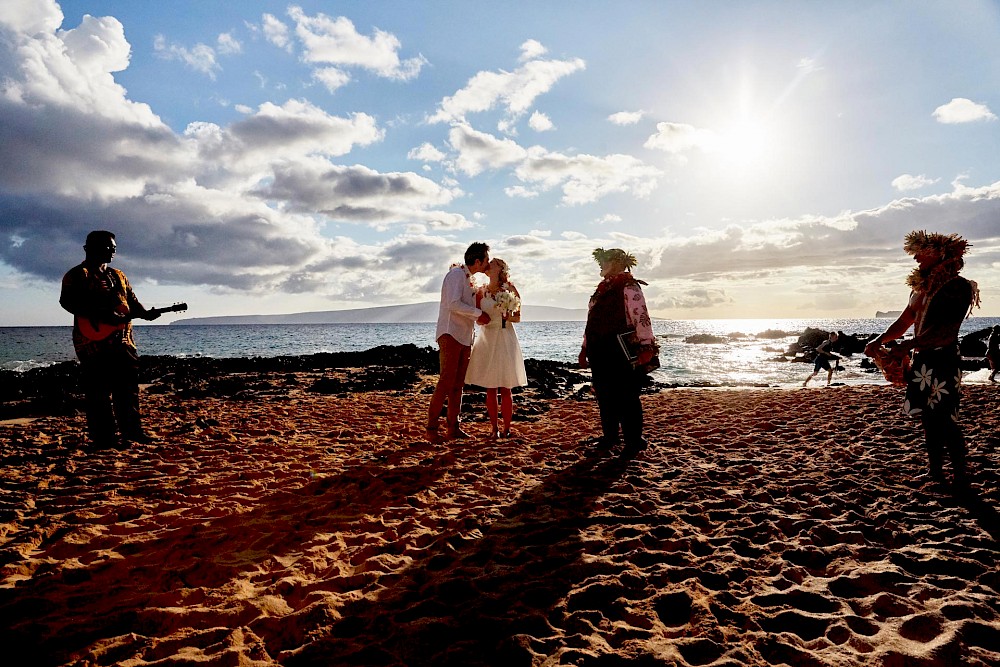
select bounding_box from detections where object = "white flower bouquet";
[494,289,521,328]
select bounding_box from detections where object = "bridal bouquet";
[494,289,521,328]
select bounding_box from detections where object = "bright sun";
[717,119,772,170]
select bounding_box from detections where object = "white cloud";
[596,214,623,224]
[153,34,221,80]
[5,3,1000,319]
[0,12,456,298]
[408,142,447,162]
[656,287,734,309]
[1,0,61,33]
[447,124,527,177]
[505,185,539,199]
[644,121,720,155]
[457,179,1000,316]
[59,14,131,74]
[891,173,939,191]
[217,32,242,55]
[514,147,662,206]
[187,99,383,179]
[262,13,292,51]
[529,111,554,132]
[288,7,426,80]
[313,67,351,93]
[608,111,644,126]
[429,53,586,124]
[932,98,997,124]
[519,39,548,61]
[253,159,470,230]
[446,125,661,205]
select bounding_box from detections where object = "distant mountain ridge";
[171,302,588,325]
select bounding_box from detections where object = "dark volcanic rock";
[684,334,728,345]
[793,327,870,360]
[0,345,609,420]
[959,327,991,358]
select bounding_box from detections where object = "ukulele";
[78,303,188,341]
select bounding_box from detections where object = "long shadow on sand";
[955,490,1000,541]
[0,439,461,666]
[287,440,641,667]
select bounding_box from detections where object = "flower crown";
[592,247,637,270]
[902,230,970,260]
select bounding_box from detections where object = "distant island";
[875,310,903,318]
[171,302,588,325]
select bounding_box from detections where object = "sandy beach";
[1,359,999,666]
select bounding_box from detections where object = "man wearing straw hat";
[864,231,979,490]
[579,248,658,453]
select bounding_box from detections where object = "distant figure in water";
[59,231,161,450]
[426,242,491,444]
[864,231,980,489]
[987,325,1000,383]
[579,248,658,452]
[465,258,528,438]
[803,331,841,387]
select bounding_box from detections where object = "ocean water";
[3,317,999,388]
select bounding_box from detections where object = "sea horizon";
[5,317,999,389]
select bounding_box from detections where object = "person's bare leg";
[445,342,472,438]
[500,388,513,435]
[486,388,499,437]
[427,335,461,441]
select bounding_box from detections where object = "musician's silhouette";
[59,231,180,449]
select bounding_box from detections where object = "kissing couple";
[425,242,527,444]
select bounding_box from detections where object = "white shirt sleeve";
[444,268,481,321]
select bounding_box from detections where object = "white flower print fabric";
[903,347,962,421]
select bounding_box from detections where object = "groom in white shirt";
[426,242,492,443]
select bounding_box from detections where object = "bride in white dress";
[465,258,528,437]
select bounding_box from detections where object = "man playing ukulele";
[60,230,161,449]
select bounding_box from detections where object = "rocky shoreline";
[3,325,994,422]
[0,344,606,423]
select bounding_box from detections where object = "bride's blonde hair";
[493,258,510,284]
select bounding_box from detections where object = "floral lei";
[907,261,981,338]
[486,279,512,296]
[450,263,475,290]
[906,259,980,308]
[591,272,646,300]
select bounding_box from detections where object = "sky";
[1,0,999,327]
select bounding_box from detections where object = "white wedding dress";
[465,293,528,389]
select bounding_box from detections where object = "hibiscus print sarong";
[903,347,961,420]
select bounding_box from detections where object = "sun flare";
[718,119,773,170]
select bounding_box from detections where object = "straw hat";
[592,247,637,270]
[902,231,970,260]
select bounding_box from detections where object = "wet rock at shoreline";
[684,334,729,345]
[0,344,601,421]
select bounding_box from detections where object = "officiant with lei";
[579,248,658,452]
[465,258,528,439]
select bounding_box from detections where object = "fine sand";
[1,375,999,666]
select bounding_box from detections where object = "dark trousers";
[591,358,643,444]
[80,346,142,444]
[921,412,967,480]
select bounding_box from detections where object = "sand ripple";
[1,377,999,666]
